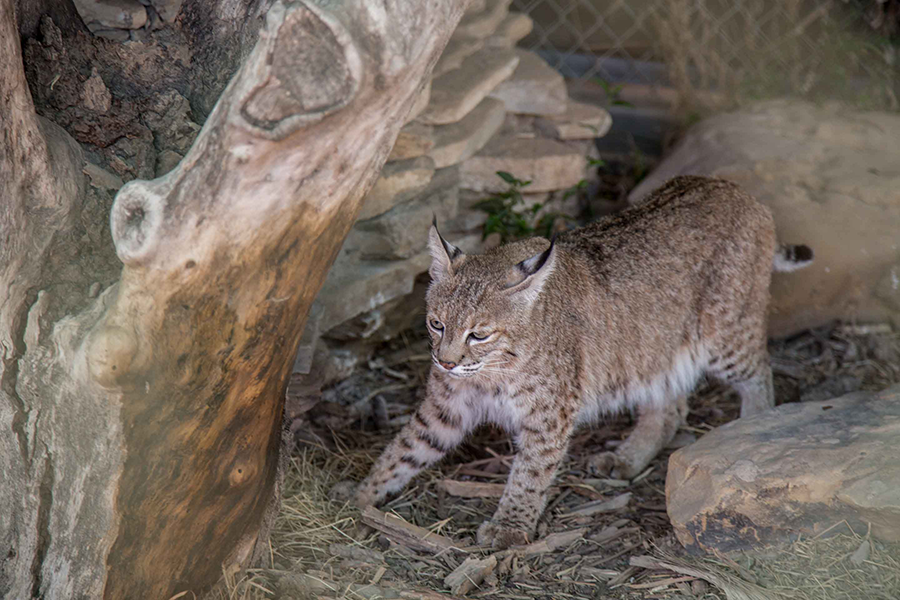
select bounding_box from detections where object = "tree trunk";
[0,0,469,598]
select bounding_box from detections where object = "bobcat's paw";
[476,520,530,550]
[328,480,358,504]
[331,479,376,510]
[354,486,381,510]
[586,451,641,480]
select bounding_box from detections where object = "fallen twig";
[437,480,505,498]
[361,506,469,554]
[590,524,640,545]
[630,553,784,600]
[444,554,497,595]
[438,479,560,499]
[497,528,589,557]
[561,492,632,518]
[282,571,460,600]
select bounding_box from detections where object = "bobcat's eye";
[428,318,444,332]
[467,331,490,344]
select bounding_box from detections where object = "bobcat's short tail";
[773,244,814,272]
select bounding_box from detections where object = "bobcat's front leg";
[478,406,574,549]
[355,382,474,508]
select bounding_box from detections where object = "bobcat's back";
[542,175,779,415]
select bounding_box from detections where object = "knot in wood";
[228,458,258,487]
[86,325,138,388]
[241,3,359,131]
[110,180,164,266]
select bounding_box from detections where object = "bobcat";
[353,175,812,549]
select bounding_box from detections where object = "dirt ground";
[213,321,900,600]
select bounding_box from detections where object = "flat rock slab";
[628,100,900,336]
[352,167,461,260]
[155,150,183,176]
[147,0,182,22]
[316,251,431,335]
[419,48,519,126]
[465,0,486,16]
[486,12,533,48]
[460,136,588,193]
[405,80,432,124]
[73,0,147,31]
[433,36,485,78]
[387,122,435,162]
[317,231,482,336]
[428,97,506,169]
[83,162,124,191]
[667,385,900,554]
[454,0,512,40]
[450,190,491,232]
[489,50,567,116]
[358,156,435,221]
[535,100,613,140]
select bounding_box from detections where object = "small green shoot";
[594,78,634,108]
[474,171,533,243]
[475,171,572,242]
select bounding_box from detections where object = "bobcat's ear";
[428,218,463,281]
[502,237,557,304]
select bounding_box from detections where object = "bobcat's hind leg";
[731,364,774,417]
[588,395,688,479]
[707,340,775,418]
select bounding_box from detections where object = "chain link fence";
[513,0,899,111]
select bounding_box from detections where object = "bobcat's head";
[424,222,557,380]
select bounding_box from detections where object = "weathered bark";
[0,0,468,598]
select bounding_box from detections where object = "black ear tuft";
[428,219,464,281]
[433,217,462,261]
[516,237,555,277]
[794,244,813,262]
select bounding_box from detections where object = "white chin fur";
[451,365,483,378]
[448,369,478,379]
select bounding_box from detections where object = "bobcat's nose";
[438,359,457,370]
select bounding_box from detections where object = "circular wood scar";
[242,6,356,129]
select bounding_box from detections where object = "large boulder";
[629,100,900,337]
[667,385,900,554]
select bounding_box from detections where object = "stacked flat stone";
[70,0,181,40]
[294,0,613,376]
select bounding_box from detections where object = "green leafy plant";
[593,78,634,107]
[562,178,589,202]
[562,156,605,205]
[476,146,615,242]
[631,147,648,184]
[475,171,569,243]
[587,155,606,169]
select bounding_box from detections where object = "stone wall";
[292,0,613,388]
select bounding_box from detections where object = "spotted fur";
[353,175,812,549]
